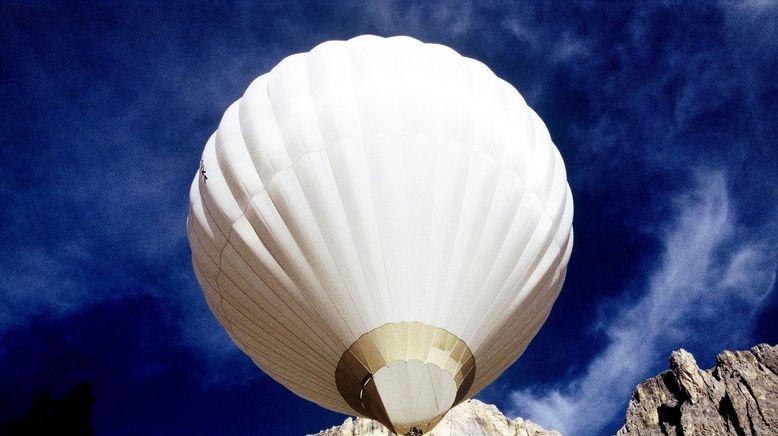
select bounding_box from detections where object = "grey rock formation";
[310,399,559,436]
[618,343,778,435]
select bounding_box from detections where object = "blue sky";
[1,2,776,435]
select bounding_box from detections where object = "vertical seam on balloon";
[425,48,448,329]
[239,198,346,360]
[498,155,567,316]
[444,151,503,332]
[323,143,384,331]
[468,143,569,353]
[392,44,414,323]
[346,42,396,324]
[241,189,350,356]
[301,50,373,339]
[408,43,438,325]
[222,103,353,363]
[238,82,349,359]
[433,57,501,331]
[426,140,446,330]
[467,159,566,349]
[465,201,543,352]
[504,215,566,305]
[327,43,386,328]
[286,57,368,341]
[263,69,358,347]
[448,59,499,333]
[433,144,474,327]
[399,132,411,322]
[458,172,526,341]
[306,44,382,332]
[219,105,340,359]
[269,164,360,343]
[469,215,556,354]
[418,137,439,325]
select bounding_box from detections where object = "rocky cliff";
[618,343,778,435]
[310,399,559,436]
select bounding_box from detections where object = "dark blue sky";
[1,2,776,435]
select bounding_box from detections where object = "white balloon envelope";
[187,35,573,435]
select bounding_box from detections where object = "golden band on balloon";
[335,322,476,435]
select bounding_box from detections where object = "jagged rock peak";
[310,399,559,436]
[618,343,778,436]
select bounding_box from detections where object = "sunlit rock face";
[618,344,778,436]
[311,399,559,436]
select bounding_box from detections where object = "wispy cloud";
[0,3,265,379]
[508,171,777,435]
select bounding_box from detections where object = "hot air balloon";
[187,35,572,435]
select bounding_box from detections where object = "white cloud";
[501,15,541,49]
[361,1,475,39]
[501,10,593,65]
[508,171,777,435]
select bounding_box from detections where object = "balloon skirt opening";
[335,322,475,434]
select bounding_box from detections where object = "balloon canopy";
[187,35,573,435]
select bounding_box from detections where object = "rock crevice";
[618,344,778,436]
